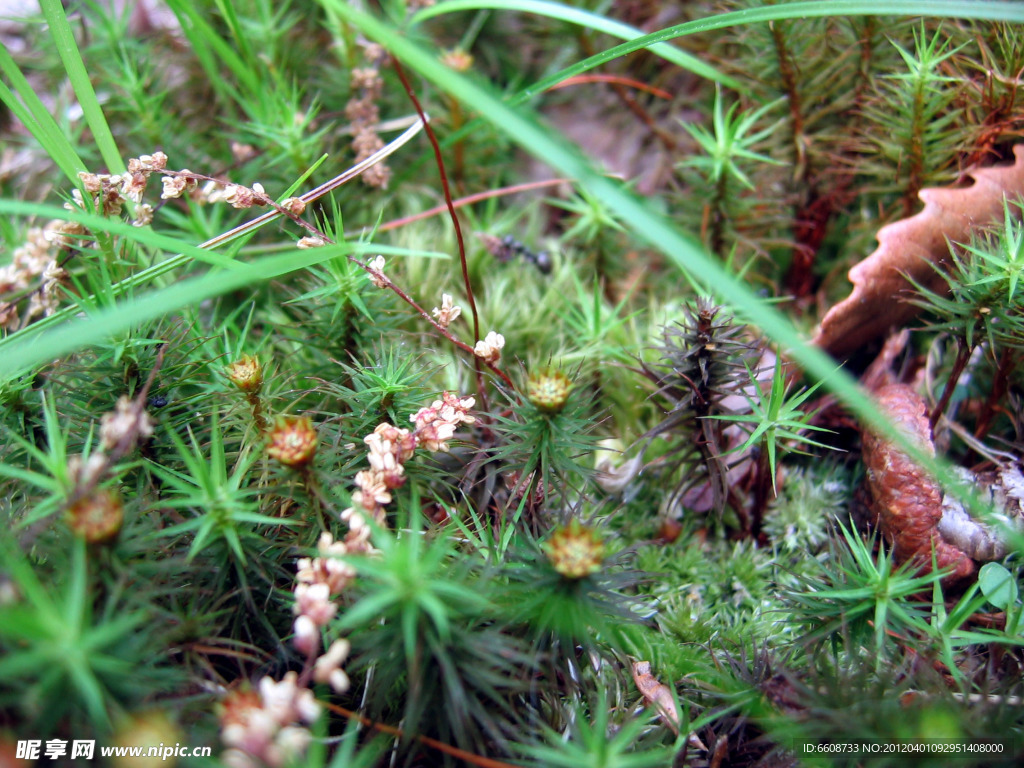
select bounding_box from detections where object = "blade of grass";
[410,0,745,93]
[0,240,441,378]
[39,0,123,174]
[0,46,84,184]
[410,1,1023,163]
[321,0,1009,516]
[512,0,1024,98]
[162,0,253,103]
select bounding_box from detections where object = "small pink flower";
[473,331,505,364]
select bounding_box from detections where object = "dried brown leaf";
[815,146,1024,357]
[861,384,975,584]
[631,661,711,751]
[632,661,679,733]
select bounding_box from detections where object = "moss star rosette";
[226,354,264,393]
[66,489,124,544]
[527,368,574,414]
[266,415,318,468]
[544,519,605,579]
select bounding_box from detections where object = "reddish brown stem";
[322,701,522,768]
[929,340,973,430]
[349,256,514,390]
[370,178,572,234]
[550,74,673,100]
[246,391,268,432]
[391,58,493,405]
[973,347,1015,440]
[577,36,677,153]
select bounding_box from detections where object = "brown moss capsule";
[66,489,124,544]
[226,354,264,394]
[544,519,605,579]
[266,415,318,468]
[527,368,573,414]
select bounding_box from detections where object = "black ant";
[476,233,552,274]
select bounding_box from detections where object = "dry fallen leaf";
[632,661,679,733]
[631,661,709,751]
[815,146,1024,357]
[630,663,712,753]
[861,384,975,584]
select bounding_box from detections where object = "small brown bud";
[226,354,264,393]
[544,519,605,579]
[66,489,124,544]
[266,415,318,468]
[657,518,683,543]
[440,48,473,72]
[527,368,573,414]
[282,197,306,216]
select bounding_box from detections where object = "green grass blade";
[321,0,1003,492]
[517,0,1024,93]
[0,46,84,184]
[0,239,434,378]
[411,0,745,92]
[163,0,257,100]
[39,0,123,174]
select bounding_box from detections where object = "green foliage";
[148,412,290,566]
[860,22,965,206]
[764,466,850,552]
[681,85,784,192]
[338,509,528,754]
[490,369,602,503]
[711,356,836,494]
[978,561,1019,611]
[0,394,80,527]
[4,0,1024,764]
[0,540,170,734]
[319,343,435,441]
[915,200,1024,351]
[783,522,947,655]
[518,692,680,768]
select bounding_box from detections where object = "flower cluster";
[289,394,475,656]
[291,531,367,659]
[410,391,476,452]
[439,48,473,72]
[366,255,388,288]
[226,354,269,430]
[159,171,197,201]
[296,235,327,249]
[544,519,606,579]
[431,293,462,329]
[100,395,155,452]
[1,217,84,329]
[226,354,264,394]
[76,151,169,219]
[265,415,318,469]
[181,178,269,210]
[345,43,391,189]
[65,395,154,543]
[474,331,505,364]
[277,394,475,762]
[526,367,573,413]
[220,673,321,768]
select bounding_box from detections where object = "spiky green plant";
[638,297,760,517]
